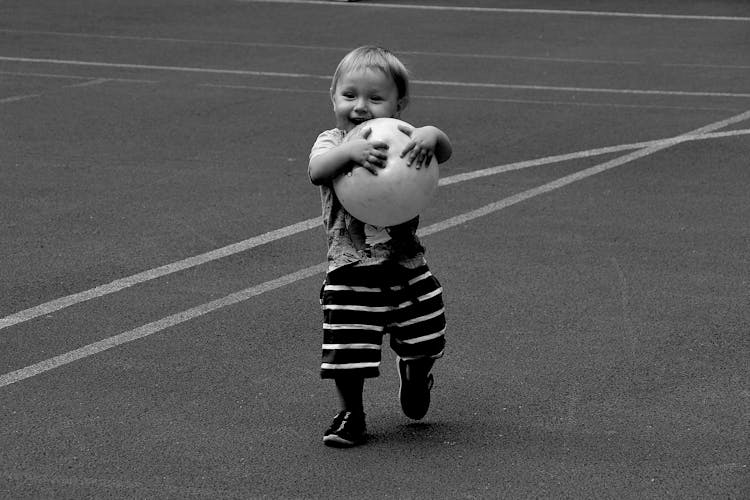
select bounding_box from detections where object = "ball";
[333,117,439,227]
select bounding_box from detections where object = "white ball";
[334,118,439,227]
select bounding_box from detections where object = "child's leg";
[390,264,446,419]
[319,265,388,446]
[404,357,435,382]
[323,376,367,447]
[334,376,365,414]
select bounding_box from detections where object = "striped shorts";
[320,263,446,379]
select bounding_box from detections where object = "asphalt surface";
[1,0,749,498]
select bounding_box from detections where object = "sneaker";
[397,358,434,420]
[323,411,366,447]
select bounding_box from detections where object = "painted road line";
[5,29,750,70]
[240,0,750,22]
[0,263,328,388]
[0,70,159,83]
[0,93,42,104]
[65,78,110,88]
[2,57,749,99]
[0,56,329,80]
[0,77,151,106]
[414,79,750,99]
[0,218,321,329]
[2,75,737,111]
[422,112,750,234]
[200,83,738,112]
[439,129,750,186]
[2,110,748,387]
[2,128,749,330]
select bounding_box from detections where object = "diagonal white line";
[4,29,750,70]
[0,263,327,387]
[2,128,749,330]
[439,129,750,186]
[0,93,42,103]
[0,56,328,80]
[238,0,750,21]
[3,57,750,99]
[0,219,320,329]
[1,109,748,387]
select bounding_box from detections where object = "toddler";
[308,46,452,447]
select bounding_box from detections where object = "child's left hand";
[398,125,439,169]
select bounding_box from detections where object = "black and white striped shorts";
[320,263,446,379]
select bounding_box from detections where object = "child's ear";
[396,96,409,115]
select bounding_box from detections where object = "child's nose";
[354,98,368,112]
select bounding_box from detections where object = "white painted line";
[200,83,328,94]
[2,128,749,331]
[0,70,159,84]
[65,78,109,88]
[5,28,750,70]
[422,115,750,236]
[0,56,329,80]
[414,79,750,99]
[0,76,151,106]
[0,263,327,388]
[0,218,320,330]
[679,109,750,136]
[0,93,42,104]
[0,70,95,80]
[201,83,738,112]
[417,93,738,112]
[3,56,749,99]
[239,0,750,22]
[439,129,750,187]
[2,109,748,388]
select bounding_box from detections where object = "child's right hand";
[347,127,389,175]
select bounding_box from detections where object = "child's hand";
[347,127,390,175]
[398,125,439,169]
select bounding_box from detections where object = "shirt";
[309,128,427,271]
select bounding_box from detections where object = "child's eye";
[370,96,383,102]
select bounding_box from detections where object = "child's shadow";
[367,419,482,448]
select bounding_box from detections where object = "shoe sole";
[323,434,364,447]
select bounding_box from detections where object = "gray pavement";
[1,1,748,498]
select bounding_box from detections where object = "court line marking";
[2,56,749,99]
[0,75,154,105]
[65,78,110,88]
[4,29,749,70]
[438,128,750,186]
[1,109,748,388]
[0,70,159,83]
[1,127,749,331]
[0,56,328,80]
[0,93,42,104]
[415,79,750,99]
[239,0,750,22]
[201,83,738,112]
[0,72,739,111]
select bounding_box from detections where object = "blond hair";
[330,46,410,104]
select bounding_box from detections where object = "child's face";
[332,68,405,132]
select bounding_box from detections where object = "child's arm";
[398,125,453,168]
[309,128,390,185]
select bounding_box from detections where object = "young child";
[308,46,452,447]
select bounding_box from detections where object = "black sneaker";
[397,358,434,420]
[323,411,367,447]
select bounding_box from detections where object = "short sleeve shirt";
[309,128,427,271]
